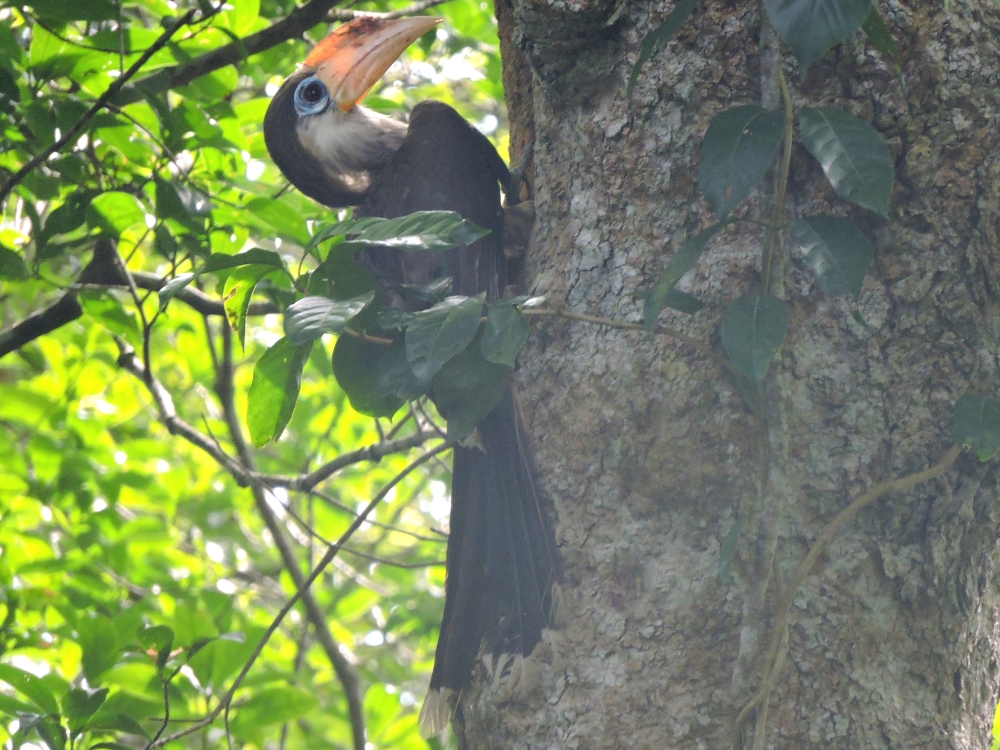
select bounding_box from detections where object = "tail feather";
[420,385,562,735]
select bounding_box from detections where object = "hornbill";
[263,17,562,735]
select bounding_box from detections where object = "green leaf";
[0,664,60,715]
[246,197,310,245]
[136,625,174,654]
[157,273,197,310]
[312,211,489,254]
[791,215,874,299]
[642,224,722,331]
[861,5,900,66]
[0,693,36,716]
[799,106,894,217]
[430,343,510,440]
[230,686,319,735]
[62,687,108,725]
[247,337,312,447]
[85,713,150,739]
[78,613,122,683]
[626,0,698,98]
[78,291,141,349]
[480,303,530,367]
[374,338,425,401]
[309,245,377,300]
[26,0,117,21]
[406,296,485,384]
[0,244,28,279]
[222,264,280,349]
[764,0,871,69]
[698,105,785,220]
[204,249,286,273]
[283,293,373,345]
[86,192,147,237]
[333,334,406,418]
[721,293,788,383]
[953,393,1000,462]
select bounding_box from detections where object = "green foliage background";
[0,1,506,748]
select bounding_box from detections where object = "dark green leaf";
[333,334,405,418]
[78,291,141,349]
[311,211,489,254]
[406,296,485,384]
[0,664,60,715]
[661,289,705,314]
[204,249,286,273]
[0,244,28,279]
[799,106,894,217]
[430,343,510,440]
[283,294,373,345]
[953,393,1000,462]
[480,304,529,367]
[26,0,117,21]
[861,5,900,65]
[86,713,150,739]
[62,687,108,724]
[642,224,722,331]
[764,0,871,68]
[627,0,698,98]
[374,338,426,401]
[698,105,785,220]
[791,215,874,299]
[309,245,377,299]
[721,293,788,383]
[247,338,312,447]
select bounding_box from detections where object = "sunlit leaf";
[0,664,60,715]
[247,337,312,446]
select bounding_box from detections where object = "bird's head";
[264,16,441,208]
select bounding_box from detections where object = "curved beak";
[306,16,442,112]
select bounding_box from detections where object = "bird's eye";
[293,75,330,116]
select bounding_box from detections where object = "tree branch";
[124,0,343,98]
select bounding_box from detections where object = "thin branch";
[732,444,963,746]
[761,68,793,297]
[125,0,343,98]
[309,487,446,542]
[147,443,450,748]
[0,7,206,208]
[253,430,436,492]
[326,0,447,21]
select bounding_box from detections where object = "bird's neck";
[300,105,407,178]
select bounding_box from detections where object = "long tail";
[419,385,563,736]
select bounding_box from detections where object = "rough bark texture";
[459,0,1000,747]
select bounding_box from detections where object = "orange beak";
[306,16,442,112]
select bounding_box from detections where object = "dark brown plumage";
[263,18,562,734]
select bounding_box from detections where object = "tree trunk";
[461,0,1000,747]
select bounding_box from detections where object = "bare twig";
[309,488,446,542]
